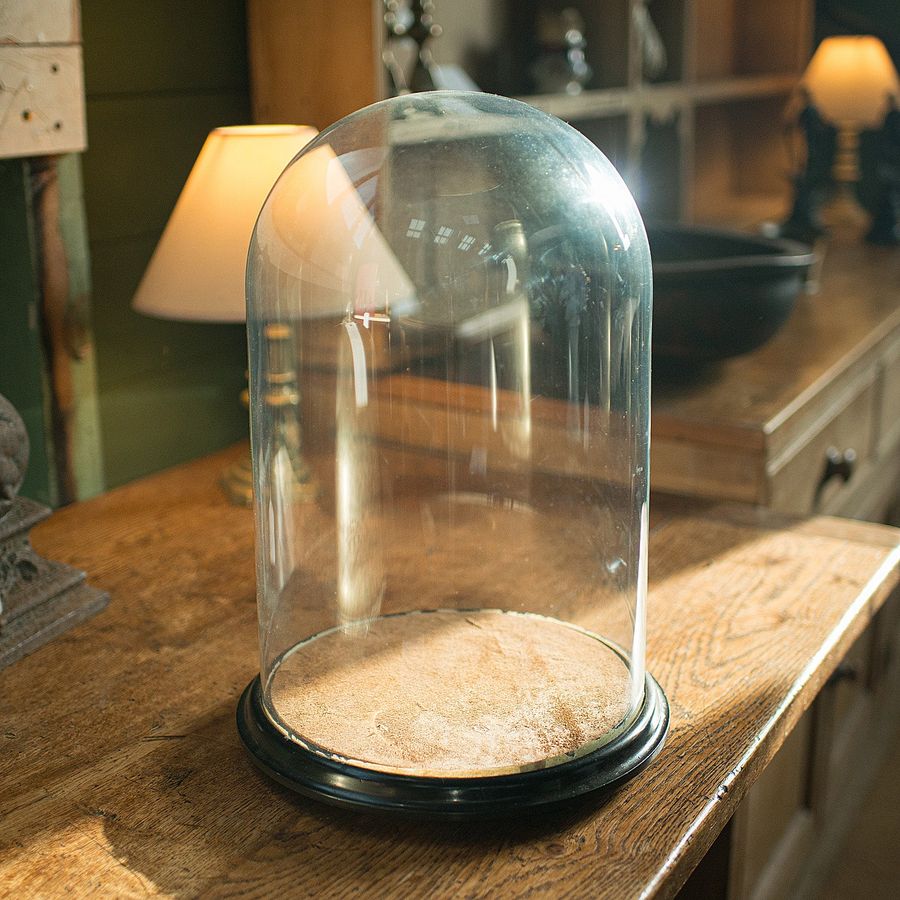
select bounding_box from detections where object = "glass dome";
[239,91,668,815]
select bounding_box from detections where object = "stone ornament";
[0,393,107,669]
[0,393,29,520]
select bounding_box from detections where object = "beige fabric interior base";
[267,609,632,777]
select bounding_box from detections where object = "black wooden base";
[237,669,669,818]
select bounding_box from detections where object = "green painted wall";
[80,0,251,488]
[0,161,55,506]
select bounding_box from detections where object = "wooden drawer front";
[767,382,877,516]
[870,587,900,696]
[819,628,875,816]
[829,629,872,735]
[876,342,900,456]
[729,710,815,900]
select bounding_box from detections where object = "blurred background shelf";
[248,0,814,228]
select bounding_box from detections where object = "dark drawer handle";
[814,446,857,506]
[827,662,858,687]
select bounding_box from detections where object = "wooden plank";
[0,0,80,45]
[0,45,86,158]
[247,0,378,129]
[31,156,78,501]
[0,447,897,897]
[0,157,104,506]
[55,153,104,500]
[651,436,763,504]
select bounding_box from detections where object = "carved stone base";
[0,496,108,670]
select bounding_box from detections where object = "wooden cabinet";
[680,585,900,900]
[652,233,900,522]
[669,233,900,898]
[727,709,816,900]
[245,2,899,525]
[247,0,813,228]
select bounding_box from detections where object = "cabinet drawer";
[829,629,872,735]
[767,381,877,516]
[877,342,900,456]
[818,628,875,816]
[728,709,815,900]
[870,587,900,696]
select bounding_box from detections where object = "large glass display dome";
[238,91,667,815]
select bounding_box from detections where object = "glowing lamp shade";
[132,125,318,322]
[803,36,900,129]
[255,141,418,318]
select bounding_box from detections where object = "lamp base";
[220,454,255,507]
[220,450,318,507]
[236,670,669,818]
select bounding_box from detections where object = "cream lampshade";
[133,124,318,505]
[803,36,899,185]
[803,35,900,131]
[133,124,319,322]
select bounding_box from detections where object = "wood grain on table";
[1,446,898,898]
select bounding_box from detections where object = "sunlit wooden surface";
[0,445,897,897]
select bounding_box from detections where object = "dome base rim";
[236,669,668,818]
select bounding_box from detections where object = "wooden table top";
[1,446,898,898]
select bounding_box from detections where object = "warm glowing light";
[803,35,900,128]
[133,124,318,321]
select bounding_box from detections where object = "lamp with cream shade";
[132,124,318,503]
[803,35,899,133]
[782,35,900,243]
[133,124,318,321]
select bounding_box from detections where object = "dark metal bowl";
[649,225,815,363]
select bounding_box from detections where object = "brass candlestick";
[220,323,317,507]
